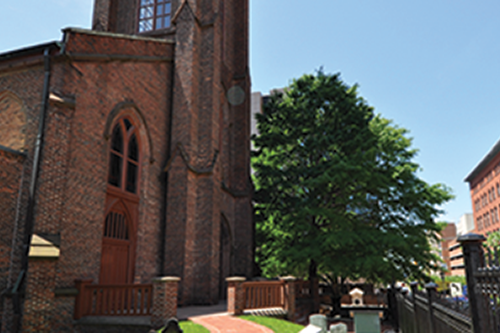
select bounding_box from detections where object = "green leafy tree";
[485,230,500,253]
[252,71,453,313]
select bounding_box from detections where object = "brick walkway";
[189,314,274,333]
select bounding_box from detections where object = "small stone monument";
[330,323,348,333]
[349,288,364,306]
[352,311,382,333]
[309,314,328,332]
[299,314,327,333]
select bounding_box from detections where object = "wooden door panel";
[100,241,130,284]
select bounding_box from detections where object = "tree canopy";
[252,71,453,287]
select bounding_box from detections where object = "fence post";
[281,276,296,321]
[226,277,246,315]
[73,279,92,320]
[388,285,400,333]
[410,282,419,333]
[425,282,437,333]
[458,233,489,333]
[151,276,180,328]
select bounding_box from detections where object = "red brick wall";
[1,0,254,327]
[21,259,57,333]
[0,93,26,151]
[469,150,500,235]
[39,31,173,291]
[0,69,46,333]
[0,149,25,330]
[0,31,173,331]
[163,0,253,305]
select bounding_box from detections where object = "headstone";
[160,318,183,333]
[352,311,381,333]
[309,314,328,333]
[330,323,348,333]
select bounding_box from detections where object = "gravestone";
[309,314,328,332]
[352,311,381,333]
[299,314,327,333]
[330,323,347,333]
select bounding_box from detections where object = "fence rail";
[395,286,472,333]
[243,281,285,309]
[74,282,153,319]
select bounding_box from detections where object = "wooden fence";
[74,281,153,319]
[243,281,285,309]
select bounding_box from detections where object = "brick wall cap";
[226,277,246,282]
[49,92,76,109]
[28,234,60,259]
[152,276,181,283]
[63,27,175,45]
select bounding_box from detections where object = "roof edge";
[0,42,61,61]
[62,27,175,44]
[464,137,500,183]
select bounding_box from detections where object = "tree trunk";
[330,278,342,315]
[309,259,320,313]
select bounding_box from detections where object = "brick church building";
[0,0,253,331]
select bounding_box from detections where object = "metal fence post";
[388,285,400,332]
[425,282,437,333]
[458,233,489,333]
[410,282,419,333]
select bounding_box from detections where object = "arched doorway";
[100,117,141,284]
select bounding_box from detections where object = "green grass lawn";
[179,321,210,333]
[240,315,304,333]
[157,321,210,333]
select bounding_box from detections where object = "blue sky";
[2,0,500,224]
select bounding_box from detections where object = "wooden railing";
[74,281,153,319]
[243,281,285,309]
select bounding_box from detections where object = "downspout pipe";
[159,51,176,275]
[12,47,52,332]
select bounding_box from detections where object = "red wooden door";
[99,210,131,284]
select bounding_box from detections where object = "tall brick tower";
[92,0,253,305]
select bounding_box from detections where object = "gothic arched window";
[108,118,140,194]
[138,0,172,33]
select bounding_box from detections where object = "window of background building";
[138,0,172,33]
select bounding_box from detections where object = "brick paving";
[190,314,274,333]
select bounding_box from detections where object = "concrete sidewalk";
[177,302,227,320]
[190,314,274,333]
[178,302,273,333]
